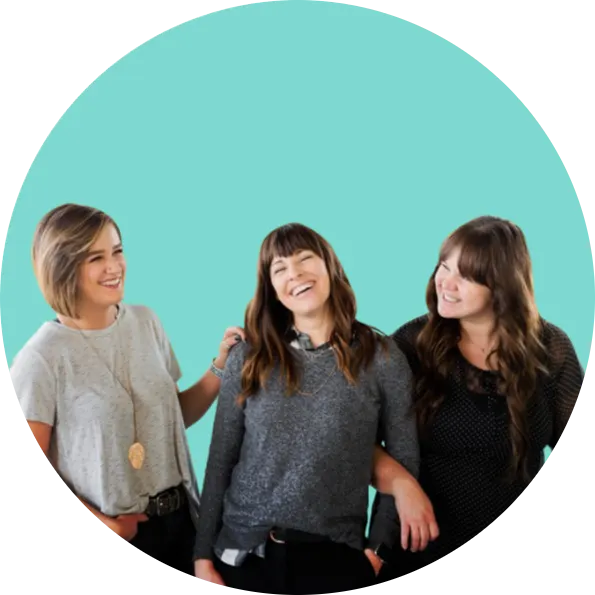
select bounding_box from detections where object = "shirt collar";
[286,326,358,351]
[287,326,330,351]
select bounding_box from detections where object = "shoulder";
[121,303,158,324]
[225,340,251,370]
[390,315,428,364]
[541,319,573,346]
[372,336,411,375]
[11,323,67,369]
[121,303,168,337]
[10,324,63,383]
[540,319,580,370]
[391,315,428,345]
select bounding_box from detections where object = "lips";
[441,292,460,303]
[290,282,314,297]
[100,277,122,289]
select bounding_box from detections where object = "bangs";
[440,229,494,288]
[261,223,325,268]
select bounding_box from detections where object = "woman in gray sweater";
[194,223,425,594]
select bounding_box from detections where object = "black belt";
[269,527,331,544]
[145,485,186,517]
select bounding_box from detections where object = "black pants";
[213,538,376,594]
[129,503,196,575]
[374,545,436,595]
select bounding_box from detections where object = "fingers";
[213,571,226,586]
[429,519,440,541]
[418,523,430,551]
[405,518,439,552]
[364,549,382,576]
[221,334,242,352]
[223,326,246,342]
[401,522,410,550]
[409,525,421,553]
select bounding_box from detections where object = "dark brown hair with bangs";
[239,223,385,403]
[415,216,547,479]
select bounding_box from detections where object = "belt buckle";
[157,493,171,516]
[269,529,286,544]
[148,487,182,517]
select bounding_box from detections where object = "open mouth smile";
[100,277,122,289]
[442,293,460,303]
[290,282,314,297]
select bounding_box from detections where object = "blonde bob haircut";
[32,203,121,318]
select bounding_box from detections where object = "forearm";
[369,343,420,549]
[194,345,246,560]
[193,430,242,560]
[79,497,113,527]
[193,470,228,560]
[178,360,224,427]
[373,445,419,496]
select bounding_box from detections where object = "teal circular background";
[1,1,592,481]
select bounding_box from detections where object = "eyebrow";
[86,242,123,257]
[271,249,312,267]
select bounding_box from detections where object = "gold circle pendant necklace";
[71,306,145,470]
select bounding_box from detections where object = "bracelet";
[210,358,224,378]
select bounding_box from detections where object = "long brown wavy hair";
[239,223,385,403]
[415,216,548,479]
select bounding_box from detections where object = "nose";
[105,255,121,274]
[287,260,304,282]
[440,273,457,292]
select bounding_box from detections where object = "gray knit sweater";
[193,337,419,560]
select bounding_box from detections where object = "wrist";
[391,475,417,500]
[211,357,225,375]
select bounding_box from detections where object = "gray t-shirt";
[10,303,200,523]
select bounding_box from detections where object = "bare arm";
[178,327,245,428]
[373,445,421,494]
[178,363,225,428]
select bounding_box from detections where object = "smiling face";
[270,249,331,320]
[434,246,493,323]
[77,223,126,313]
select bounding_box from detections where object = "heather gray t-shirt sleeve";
[11,350,57,427]
[368,341,419,550]
[194,341,247,560]
[148,313,182,384]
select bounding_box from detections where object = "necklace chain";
[295,346,337,396]
[461,330,496,354]
[70,306,144,468]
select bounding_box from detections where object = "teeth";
[442,293,459,303]
[292,283,313,296]
[101,278,121,287]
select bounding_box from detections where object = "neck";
[58,303,119,330]
[459,314,496,348]
[293,307,334,348]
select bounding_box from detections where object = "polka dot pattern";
[383,315,583,575]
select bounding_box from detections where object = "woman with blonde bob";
[377,216,583,580]
[10,203,244,574]
[193,223,430,594]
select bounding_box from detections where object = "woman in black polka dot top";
[376,216,583,580]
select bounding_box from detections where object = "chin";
[437,305,460,320]
[293,303,324,317]
[100,294,124,307]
